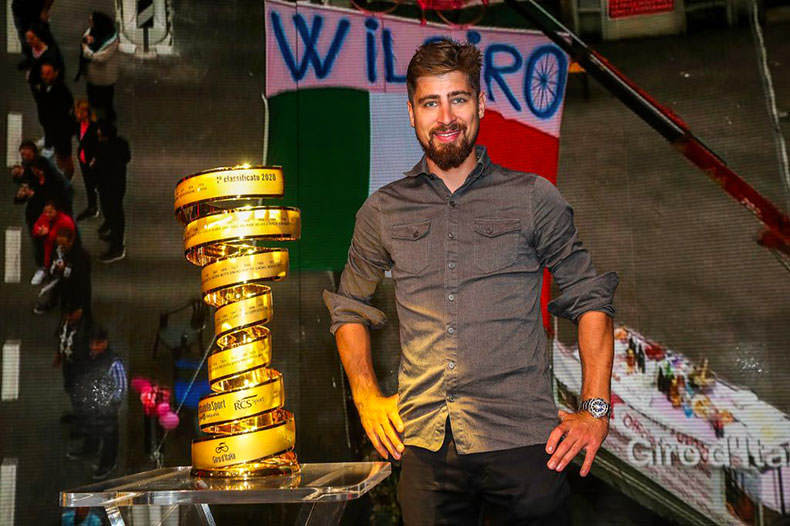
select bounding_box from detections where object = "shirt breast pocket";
[390,220,431,274]
[473,218,521,274]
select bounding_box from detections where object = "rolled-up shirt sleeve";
[323,192,392,334]
[531,177,619,323]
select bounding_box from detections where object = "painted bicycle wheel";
[524,45,567,120]
[351,0,401,15]
[434,0,487,28]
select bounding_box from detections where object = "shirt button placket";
[445,194,459,418]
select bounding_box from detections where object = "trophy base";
[191,450,300,478]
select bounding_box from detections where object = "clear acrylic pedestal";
[60,462,391,526]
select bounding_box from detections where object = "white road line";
[751,0,790,208]
[2,341,20,401]
[6,113,22,167]
[4,228,22,284]
[6,0,20,54]
[0,458,17,526]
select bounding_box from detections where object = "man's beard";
[418,123,477,171]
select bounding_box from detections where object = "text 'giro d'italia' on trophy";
[174,165,301,477]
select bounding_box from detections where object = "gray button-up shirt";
[324,146,618,454]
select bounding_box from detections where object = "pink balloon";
[156,402,171,417]
[131,377,151,394]
[140,391,154,406]
[159,411,179,430]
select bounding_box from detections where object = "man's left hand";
[545,409,608,477]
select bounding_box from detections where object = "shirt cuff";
[322,289,387,335]
[547,271,619,323]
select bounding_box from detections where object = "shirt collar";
[403,145,491,179]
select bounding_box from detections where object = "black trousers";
[80,415,119,469]
[99,177,125,250]
[398,422,570,526]
[86,83,116,123]
[79,161,98,209]
[43,121,73,157]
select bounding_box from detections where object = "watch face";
[589,398,609,417]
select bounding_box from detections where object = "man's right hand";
[354,392,404,460]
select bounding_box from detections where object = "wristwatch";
[579,398,611,418]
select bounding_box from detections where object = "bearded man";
[324,39,618,525]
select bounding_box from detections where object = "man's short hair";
[406,39,482,102]
[27,22,48,40]
[39,59,59,72]
[90,324,109,342]
[19,140,37,154]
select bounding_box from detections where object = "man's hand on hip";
[545,409,609,477]
[355,392,404,460]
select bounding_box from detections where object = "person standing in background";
[39,227,91,316]
[15,151,73,285]
[25,22,64,97]
[34,61,75,178]
[76,12,119,123]
[68,325,126,481]
[73,99,100,221]
[11,0,54,68]
[93,121,130,263]
[32,200,75,273]
[54,306,91,404]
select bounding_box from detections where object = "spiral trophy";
[174,165,300,477]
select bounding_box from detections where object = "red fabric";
[478,110,559,185]
[33,211,75,267]
[477,109,561,334]
[79,120,89,164]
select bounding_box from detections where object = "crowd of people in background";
[9,0,128,482]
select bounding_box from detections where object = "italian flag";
[265,0,568,329]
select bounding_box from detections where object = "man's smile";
[431,125,464,144]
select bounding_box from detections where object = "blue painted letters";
[365,18,379,83]
[268,6,567,119]
[484,44,523,112]
[270,11,350,81]
[383,29,406,83]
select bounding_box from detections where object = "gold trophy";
[175,165,300,477]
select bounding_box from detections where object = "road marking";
[4,228,21,284]
[6,113,22,167]
[2,341,20,401]
[6,0,21,53]
[0,458,17,526]
[750,0,790,208]
[119,0,174,55]
[137,0,155,27]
